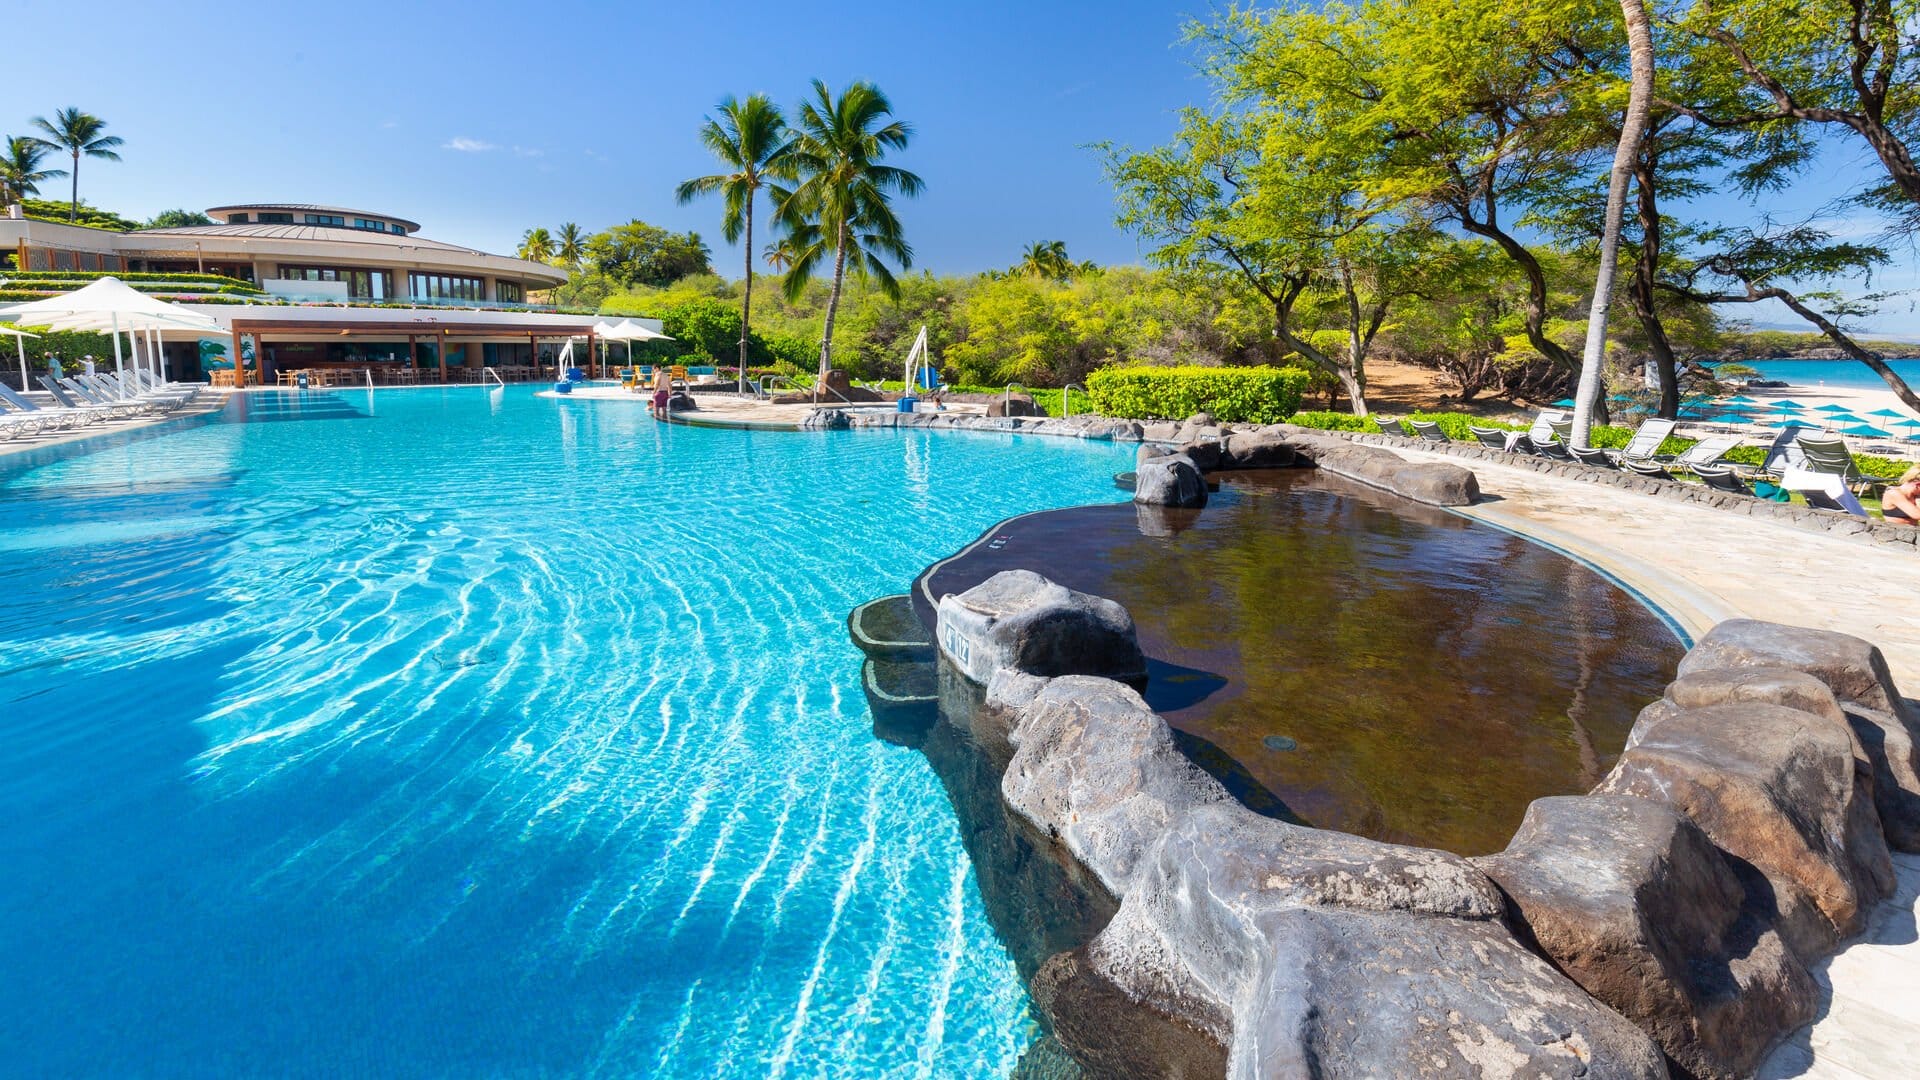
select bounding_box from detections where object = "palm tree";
[772,80,923,400]
[27,108,122,223]
[677,93,790,394]
[1570,0,1655,447]
[1018,240,1072,280]
[0,136,63,205]
[555,222,586,269]
[519,227,555,263]
[763,238,801,273]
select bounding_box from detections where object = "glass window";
[496,281,522,303]
[391,223,407,234]
[410,274,485,302]
[355,218,385,231]
[259,213,293,224]
[303,213,346,226]
[227,213,250,224]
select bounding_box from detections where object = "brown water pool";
[918,468,1684,856]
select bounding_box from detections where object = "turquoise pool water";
[0,388,1136,1077]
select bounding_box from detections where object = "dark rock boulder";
[1221,427,1299,468]
[1001,676,1231,895]
[989,393,1044,418]
[1135,442,1171,468]
[935,570,1148,687]
[1678,619,1920,851]
[799,408,850,430]
[1084,801,1666,1079]
[1133,453,1207,508]
[1598,702,1893,942]
[1030,948,1228,1080]
[1476,794,1816,1079]
[1177,439,1223,472]
[1390,461,1481,506]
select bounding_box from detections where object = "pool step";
[846,594,934,661]
[862,657,937,746]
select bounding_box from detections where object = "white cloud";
[442,136,498,152]
[512,146,543,158]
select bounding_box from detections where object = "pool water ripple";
[0,388,1131,1077]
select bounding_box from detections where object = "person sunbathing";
[1881,466,1920,525]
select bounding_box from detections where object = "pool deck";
[1386,444,1920,1080]
[536,386,992,429]
[0,391,229,458]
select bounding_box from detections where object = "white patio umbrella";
[595,320,674,371]
[1,325,40,391]
[0,278,220,397]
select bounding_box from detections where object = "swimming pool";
[0,387,1137,1077]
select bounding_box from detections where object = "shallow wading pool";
[0,388,1678,1075]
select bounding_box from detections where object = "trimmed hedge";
[1286,410,1382,433]
[11,270,257,287]
[1088,365,1310,424]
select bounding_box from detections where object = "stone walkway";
[1391,446,1920,1079]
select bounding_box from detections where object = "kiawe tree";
[1660,0,1920,406]
[27,108,122,223]
[677,93,791,393]
[771,79,923,401]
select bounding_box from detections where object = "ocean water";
[0,388,1137,1078]
[1737,358,1920,392]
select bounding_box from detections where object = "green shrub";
[1397,412,1522,441]
[1087,365,1310,424]
[1285,410,1382,433]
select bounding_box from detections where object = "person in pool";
[1881,466,1920,525]
[651,365,672,418]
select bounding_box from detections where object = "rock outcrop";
[935,570,1147,687]
[1476,795,1816,1079]
[1678,620,1920,851]
[988,392,1045,418]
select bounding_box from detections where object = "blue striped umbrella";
[1706,412,1755,424]
[1866,408,1907,419]
[1768,400,1808,409]
[1813,403,1853,414]
[1841,424,1893,438]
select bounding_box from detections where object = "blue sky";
[9,0,1915,336]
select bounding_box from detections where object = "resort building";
[0,202,642,385]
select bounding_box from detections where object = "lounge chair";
[1570,446,1615,468]
[1621,459,1675,480]
[1406,419,1451,443]
[1692,464,1751,495]
[1734,424,1810,481]
[1667,434,1740,472]
[1607,418,1677,466]
[1373,416,1400,437]
[1795,434,1875,493]
[1780,466,1869,518]
[3,381,105,430]
[1515,410,1568,455]
[1469,425,1517,450]
[58,377,155,418]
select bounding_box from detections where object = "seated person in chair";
[1881,466,1920,525]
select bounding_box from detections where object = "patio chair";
[1406,419,1451,443]
[1692,464,1751,495]
[59,377,155,418]
[1469,425,1516,450]
[1570,446,1615,468]
[1621,458,1675,480]
[1607,418,1678,465]
[1780,467,1869,519]
[1795,434,1875,493]
[1373,416,1401,437]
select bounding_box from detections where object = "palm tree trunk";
[815,219,849,404]
[739,201,753,395]
[69,152,79,222]
[1571,0,1654,448]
